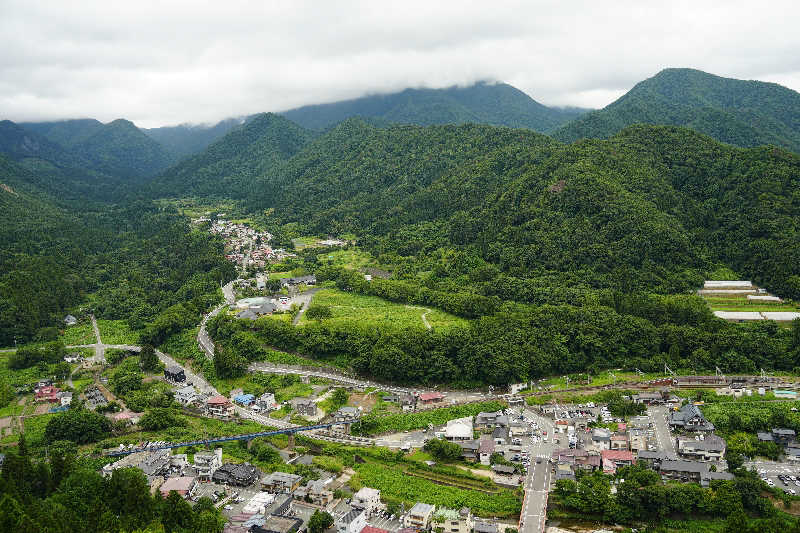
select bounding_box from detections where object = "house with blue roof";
[234,393,255,406]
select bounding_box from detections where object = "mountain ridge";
[280,81,589,132]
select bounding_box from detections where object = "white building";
[445,417,474,441]
[337,509,366,533]
[193,448,222,480]
[404,502,435,530]
[351,487,381,515]
[175,385,198,406]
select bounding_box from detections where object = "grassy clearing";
[354,401,506,436]
[316,249,376,270]
[700,291,800,314]
[291,236,319,250]
[530,369,664,392]
[20,413,57,448]
[61,322,96,345]
[299,288,468,330]
[96,319,139,345]
[268,271,292,280]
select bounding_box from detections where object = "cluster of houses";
[236,475,499,533]
[33,380,72,407]
[757,427,800,462]
[542,399,737,486]
[209,219,295,270]
[103,446,260,499]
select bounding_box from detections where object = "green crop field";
[61,322,96,345]
[96,319,139,345]
[299,289,469,330]
[316,249,377,270]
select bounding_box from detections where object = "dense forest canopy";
[0,155,235,346]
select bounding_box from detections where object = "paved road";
[154,348,219,396]
[290,287,321,325]
[520,408,556,533]
[648,405,676,454]
[197,281,236,358]
[248,361,419,395]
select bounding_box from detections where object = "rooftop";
[409,502,435,515]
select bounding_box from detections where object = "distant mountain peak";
[553,68,800,153]
[280,81,589,132]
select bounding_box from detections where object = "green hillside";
[0,154,235,346]
[69,118,176,179]
[149,112,315,198]
[238,120,797,299]
[281,82,588,132]
[0,120,85,168]
[553,68,800,152]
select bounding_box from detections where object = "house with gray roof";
[659,460,709,482]
[669,404,715,432]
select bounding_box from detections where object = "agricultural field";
[290,236,320,250]
[316,249,378,271]
[61,322,96,345]
[353,401,506,436]
[210,372,314,402]
[299,288,469,331]
[352,459,520,518]
[96,319,139,345]
[702,295,800,312]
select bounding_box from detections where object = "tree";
[138,408,186,431]
[329,388,349,411]
[139,344,159,372]
[423,438,462,461]
[305,305,333,320]
[161,491,194,533]
[308,510,334,533]
[44,407,111,444]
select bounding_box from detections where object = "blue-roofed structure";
[234,394,255,406]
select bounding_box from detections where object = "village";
[24,339,800,533]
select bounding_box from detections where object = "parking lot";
[331,500,403,532]
[749,461,800,494]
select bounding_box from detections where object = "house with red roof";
[360,527,388,533]
[601,449,634,474]
[35,386,61,403]
[206,395,234,418]
[418,392,444,405]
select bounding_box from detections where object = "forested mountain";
[12,118,177,182]
[148,113,315,198]
[0,120,84,168]
[143,117,245,158]
[66,119,176,179]
[223,119,799,301]
[22,118,105,148]
[0,154,235,346]
[281,82,588,132]
[553,68,800,153]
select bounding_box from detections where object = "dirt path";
[405,305,432,330]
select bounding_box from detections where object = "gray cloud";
[1,0,799,127]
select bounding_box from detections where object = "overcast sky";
[2,0,800,128]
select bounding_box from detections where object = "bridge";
[105,418,361,457]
